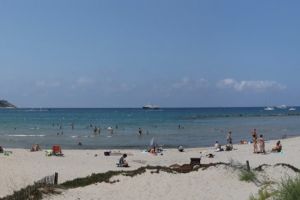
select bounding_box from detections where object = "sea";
[0,107,300,149]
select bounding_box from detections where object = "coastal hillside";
[0,100,16,108]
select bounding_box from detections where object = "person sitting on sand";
[149,147,157,155]
[178,145,184,152]
[31,144,41,152]
[118,154,129,167]
[214,141,223,151]
[214,141,220,149]
[272,141,282,152]
[257,134,265,153]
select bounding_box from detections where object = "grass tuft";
[249,188,273,200]
[239,170,257,182]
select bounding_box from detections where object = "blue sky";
[0,0,300,107]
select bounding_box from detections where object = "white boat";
[143,104,160,110]
[264,107,274,111]
[289,107,296,111]
[276,105,288,109]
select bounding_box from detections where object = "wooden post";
[246,160,250,171]
[54,172,58,185]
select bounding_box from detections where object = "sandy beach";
[1,137,299,200]
[2,0,300,199]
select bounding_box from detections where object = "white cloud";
[35,80,61,88]
[172,77,208,90]
[217,78,286,92]
[118,83,136,92]
[76,77,94,86]
[71,77,95,89]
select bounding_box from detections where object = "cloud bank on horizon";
[217,79,286,92]
[0,1,299,107]
[1,75,289,107]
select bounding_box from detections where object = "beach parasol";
[150,137,157,148]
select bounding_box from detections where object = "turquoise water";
[0,108,300,149]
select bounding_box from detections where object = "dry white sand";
[1,137,299,200]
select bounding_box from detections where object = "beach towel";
[45,150,53,156]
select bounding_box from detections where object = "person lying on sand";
[118,154,129,167]
[240,140,248,144]
[272,140,282,153]
[225,144,233,151]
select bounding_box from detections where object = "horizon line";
[6,106,300,109]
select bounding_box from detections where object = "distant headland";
[0,100,16,108]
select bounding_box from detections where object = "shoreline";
[2,134,298,151]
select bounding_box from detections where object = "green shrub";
[250,175,300,200]
[274,176,300,200]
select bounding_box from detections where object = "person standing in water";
[94,126,98,135]
[227,131,232,145]
[138,128,143,136]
